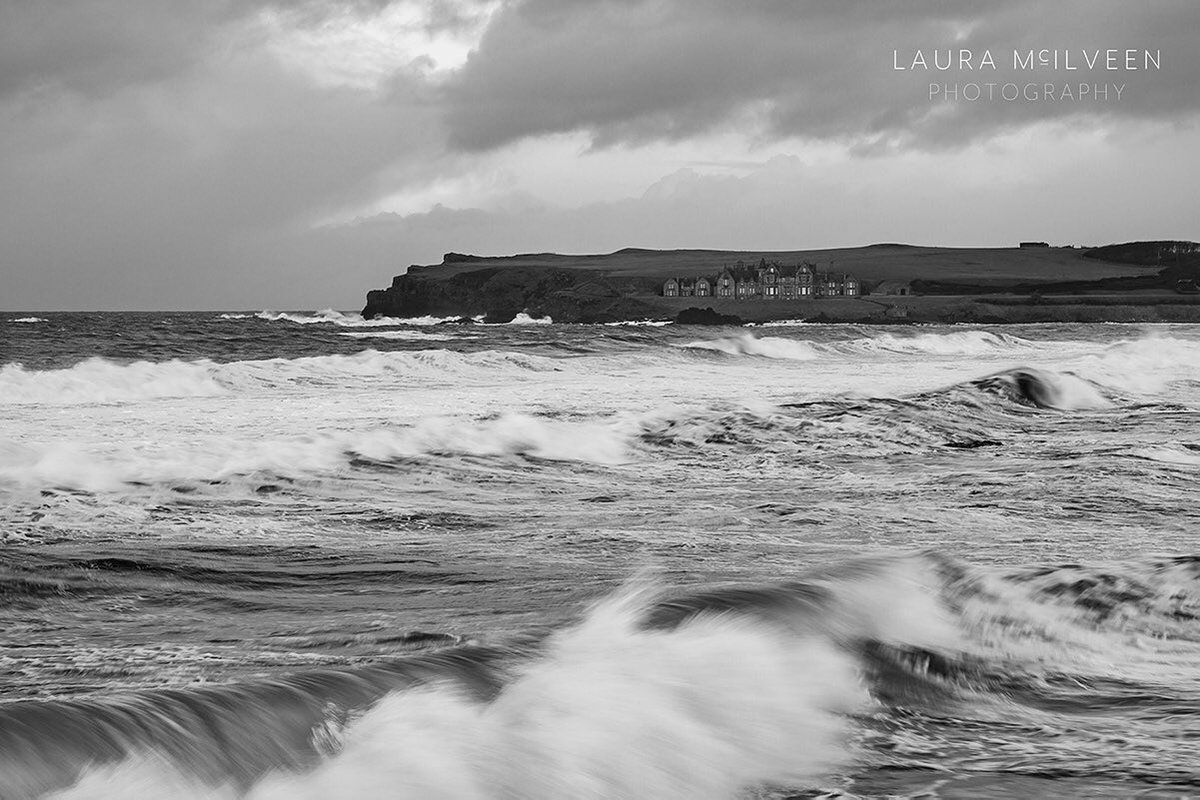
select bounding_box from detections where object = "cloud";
[443,0,1200,152]
[340,120,1200,289]
[0,1,457,310]
[1,0,1197,311]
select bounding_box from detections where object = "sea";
[2,310,1199,799]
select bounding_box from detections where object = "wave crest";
[682,330,1037,361]
[1,414,630,491]
[0,350,557,406]
[256,310,449,327]
[40,583,866,800]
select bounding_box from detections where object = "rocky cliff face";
[362,262,660,323]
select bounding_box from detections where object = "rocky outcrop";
[363,262,660,323]
[672,307,744,326]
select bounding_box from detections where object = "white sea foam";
[681,334,821,361]
[0,359,228,405]
[0,350,558,405]
[974,367,1112,411]
[216,313,252,319]
[602,320,672,327]
[1031,369,1112,410]
[0,414,631,491]
[832,330,1036,356]
[54,586,865,800]
[388,314,486,326]
[256,309,423,327]
[683,330,1037,362]
[1131,445,1200,466]
[1071,335,1200,396]
[506,312,553,325]
[9,316,47,323]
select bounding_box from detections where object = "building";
[662,261,850,300]
[872,280,911,296]
[714,269,735,298]
[779,263,815,299]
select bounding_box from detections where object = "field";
[409,245,1159,286]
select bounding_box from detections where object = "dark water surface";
[2,311,1200,798]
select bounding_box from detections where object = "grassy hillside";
[409,245,1158,287]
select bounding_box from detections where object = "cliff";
[363,263,663,323]
[361,243,1196,323]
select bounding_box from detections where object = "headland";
[361,241,1200,324]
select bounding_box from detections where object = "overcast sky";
[3,0,1198,310]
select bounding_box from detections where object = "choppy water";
[2,311,1200,798]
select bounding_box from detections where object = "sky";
[2,0,1198,311]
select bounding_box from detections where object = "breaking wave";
[681,330,1037,361]
[504,312,553,325]
[9,317,47,323]
[1130,445,1200,467]
[0,414,631,492]
[1069,335,1200,395]
[970,366,1112,410]
[216,313,252,319]
[0,359,227,405]
[682,334,820,360]
[7,573,907,800]
[256,310,421,327]
[0,350,558,406]
[394,315,486,326]
[16,550,1199,798]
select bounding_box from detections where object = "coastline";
[647,293,1200,326]
[361,242,1200,326]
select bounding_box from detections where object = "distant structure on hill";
[872,280,912,296]
[662,260,859,300]
[1019,241,1050,248]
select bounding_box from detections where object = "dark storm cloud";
[0,0,463,100]
[443,0,1200,152]
[0,0,455,310]
[0,1,244,100]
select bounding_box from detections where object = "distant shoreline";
[652,294,1200,326]
[361,241,1200,325]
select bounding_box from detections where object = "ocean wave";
[506,312,553,325]
[0,359,227,405]
[963,336,1200,410]
[602,320,672,327]
[393,314,486,326]
[8,316,47,323]
[682,330,1037,361]
[27,581,867,800]
[8,553,1199,797]
[832,330,1037,356]
[216,313,252,319]
[256,310,424,327]
[338,331,460,341]
[1069,335,1200,396]
[681,334,821,360]
[0,414,629,491]
[920,552,1200,677]
[1130,444,1200,466]
[0,350,558,405]
[970,366,1111,411]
